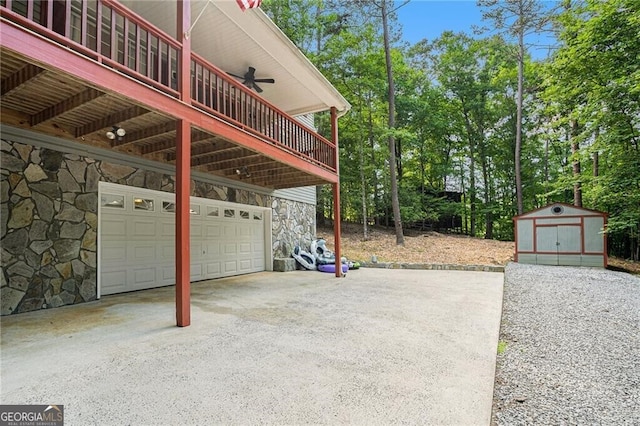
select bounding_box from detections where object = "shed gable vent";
[551,205,564,215]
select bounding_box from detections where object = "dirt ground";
[318,222,640,275]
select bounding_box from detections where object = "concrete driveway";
[1,268,503,425]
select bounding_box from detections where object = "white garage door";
[98,182,271,296]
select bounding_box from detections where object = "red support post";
[175,0,191,327]
[330,107,343,277]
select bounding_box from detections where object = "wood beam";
[30,88,104,126]
[331,106,343,278]
[112,121,176,147]
[1,64,44,96]
[176,0,191,328]
[74,105,148,137]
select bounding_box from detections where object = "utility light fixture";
[106,126,126,140]
[235,166,251,178]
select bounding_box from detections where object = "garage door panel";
[133,243,157,261]
[102,242,127,262]
[206,225,221,238]
[161,266,175,281]
[206,262,221,277]
[224,260,237,273]
[239,259,252,271]
[239,242,251,254]
[253,257,264,269]
[132,220,156,237]
[160,244,175,260]
[224,243,237,255]
[205,242,220,256]
[101,270,127,295]
[133,267,156,286]
[190,264,203,280]
[160,221,175,237]
[101,218,126,237]
[190,223,202,237]
[239,226,252,237]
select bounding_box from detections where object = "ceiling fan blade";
[252,82,264,93]
[254,78,275,84]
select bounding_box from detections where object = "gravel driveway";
[493,263,640,425]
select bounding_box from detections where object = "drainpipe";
[176,0,192,327]
[331,106,343,277]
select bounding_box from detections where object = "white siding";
[273,186,317,205]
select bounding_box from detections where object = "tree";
[478,0,552,215]
[542,0,640,259]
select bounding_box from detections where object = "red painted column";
[176,0,191,327]
[331,107,343,277]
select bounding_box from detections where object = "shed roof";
[514,203,607,220]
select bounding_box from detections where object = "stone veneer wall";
[1,138,315,315]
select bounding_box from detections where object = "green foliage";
[264,0,638,258]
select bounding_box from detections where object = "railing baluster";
[46,0,53,29]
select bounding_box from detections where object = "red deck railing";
[0,0,336,172]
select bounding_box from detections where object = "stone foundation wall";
[1,138,315,315]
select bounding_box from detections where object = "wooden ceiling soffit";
[1,64,45,97]
[143,131,214,156]
[205,154,264,172]
[30,88,104,126]
[222,162,290,178]
[112,121,177,148]
[74,106,149,138]
[191,147,247,167]
[268,174,326,189]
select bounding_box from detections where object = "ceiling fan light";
[116,127,126,137]
[106,130,116,140]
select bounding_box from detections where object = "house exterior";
[0,0,350,325]
[513,203,608,268]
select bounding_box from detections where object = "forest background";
[261,0,640,261]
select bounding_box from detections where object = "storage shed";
[514,203,608,267]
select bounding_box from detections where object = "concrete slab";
[1,268,503,425]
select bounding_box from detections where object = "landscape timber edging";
[359,262,505,273]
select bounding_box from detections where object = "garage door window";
[207,206,219,217]
[253,212,263,221]
[240,210,250,219]
[162,201,175,213]
[224,208,235,218]
[102,194,124,209]
[134,198,154,211]
[190,204,200,215]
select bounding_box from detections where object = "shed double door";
[536,225,581,265]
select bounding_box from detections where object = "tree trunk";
[515,5,525,215]
[571,119,582,207]
[481,153,493,239]
[381,0,404,245]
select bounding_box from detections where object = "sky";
[396,0,558,60]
